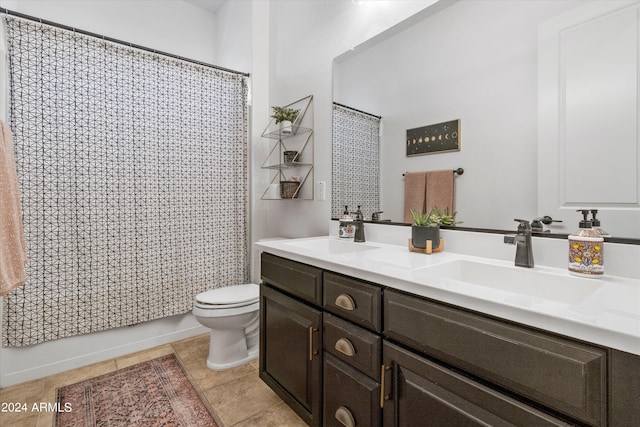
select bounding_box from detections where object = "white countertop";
[255,236,640,356]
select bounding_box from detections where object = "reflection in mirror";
[331,103,381,219]
[332,0,640,240]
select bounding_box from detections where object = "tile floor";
[0,334,307,427]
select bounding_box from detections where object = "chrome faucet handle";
[531,216,562,232]
[513,219,532,233]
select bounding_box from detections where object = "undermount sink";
[284,238,379,255]
[417,260,603,304]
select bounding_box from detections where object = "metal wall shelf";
[261,95,314,200]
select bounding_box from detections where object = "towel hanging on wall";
[425,169,455,215]
[0,120,27,296]
[404,169,456,223]
[403,171,427,223]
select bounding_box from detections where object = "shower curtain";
[1,16,249,347]
[332,104,381,219]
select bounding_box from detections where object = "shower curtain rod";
[0,7,250,77]
[333,102,382,119]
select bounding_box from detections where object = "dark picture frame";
[406,119,460,156]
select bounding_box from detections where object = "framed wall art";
[406,119,460,156]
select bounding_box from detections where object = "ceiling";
[183,0,227,14]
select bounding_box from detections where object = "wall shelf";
[261,95,314,200]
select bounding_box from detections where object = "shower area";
[0,9,249,383]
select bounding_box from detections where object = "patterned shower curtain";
[1,16,249,347]
[332,104,381,219]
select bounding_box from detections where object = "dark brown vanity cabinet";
[260,253,323,426]
[260,252,640,427]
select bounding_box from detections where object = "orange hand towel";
[403,172,427,223]
[425,169,455,215]
[0,120,27,296]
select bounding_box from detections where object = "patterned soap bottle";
[568,210,604,278]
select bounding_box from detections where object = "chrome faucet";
[354,206,365,242]
[504,219,534,268]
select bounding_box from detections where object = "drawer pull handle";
[335,406,356,427]
[335,293,356,311]
[335,337,356,357]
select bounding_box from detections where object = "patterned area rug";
[54,354,220,426]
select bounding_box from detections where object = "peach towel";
[0,120,27,296]
[425,169,455,215]
[403,172,427,223]
[404,170,455,223]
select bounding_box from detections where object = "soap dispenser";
[339,205,355,239]
[590,209,611,237]
[568,210,604,278]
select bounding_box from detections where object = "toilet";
[192,284,260,370]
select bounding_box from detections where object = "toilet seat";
[195,284,259,309]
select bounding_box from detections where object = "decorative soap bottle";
[339,206,355,239]
[568,210,604,278]
[590,209,610,237]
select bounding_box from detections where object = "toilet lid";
[195,284,259,306]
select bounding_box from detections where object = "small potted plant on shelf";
[410,207,459,249]
[271,106,299,135]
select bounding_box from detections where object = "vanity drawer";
[324,353,381,427]
[384,290,606,426]
[383,341,572,427]
[261,252,323,306]
[323,312,381,380]
[323,272,382,332]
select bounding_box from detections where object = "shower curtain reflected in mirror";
[331,104,381,220]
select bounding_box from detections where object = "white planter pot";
[279,120,293,135]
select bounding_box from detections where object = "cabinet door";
[381,342,571,427]
[260,284,322,427]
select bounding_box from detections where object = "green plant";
[271,106,299,124]
[410,207,460,227]
[410,209,437,227]
[430,207,460,226]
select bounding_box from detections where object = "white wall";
[252,0,441,243]
[334,0,583,230]
[0,0,222,388]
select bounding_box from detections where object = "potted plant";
[410,207,459,249]
[271,106,299,135]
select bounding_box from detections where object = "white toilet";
[192,284,260,370]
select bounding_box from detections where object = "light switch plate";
[317,181,326,201]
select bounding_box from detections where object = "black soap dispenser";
[568,209,604,278]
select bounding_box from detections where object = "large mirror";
[332,0,640,240]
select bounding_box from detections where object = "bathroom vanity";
[256,236,640,427]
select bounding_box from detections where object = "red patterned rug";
[54,354,220,427]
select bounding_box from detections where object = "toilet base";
[205,327,259,371]
[206,344,258,371]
